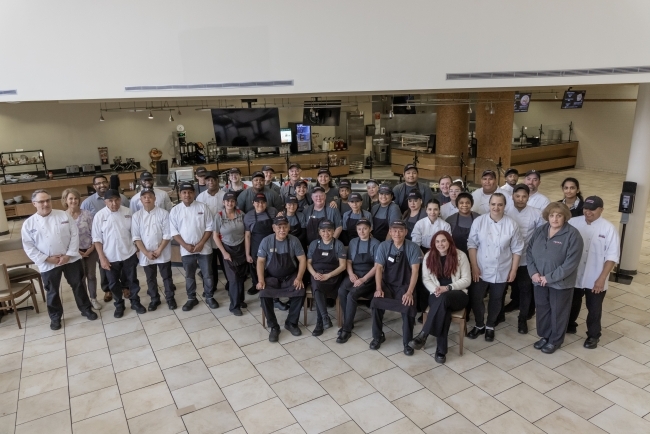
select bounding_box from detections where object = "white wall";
[2,1,650,101]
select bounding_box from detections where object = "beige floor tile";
[414,365,473,399]
[67,347,112,376]
[562,340,619,366]
[393,388,455,428]
[229,324,270,347]
[163,360,212,391]
[68,366,116,398]
[518,345,576,369]
[554,358,617,390]
[171,378,224,411]
[155,342,200,370]
[241,339,288,365]
[116,362,165,394]
[271,423,307,434]
[321,421,363,434]
[237,397,296,434]
[256,355,306,385]
[611,305,650,325]
[15,410,71,434]
[0,337,23,357]
[0,353,23,375]
[148,328,191,352]
[0,389,18,417]
[495,383,561,422]
[323,335,368,359]
[387,350,439,376]
[16,386,69,425]
[461,362,521,395]
[22,349,67,378]
[18,366,67,399]
[70,384,122,423]
[300,352,351,382]
[612,293,650,311]
[535,407,607,434]
[444,386,508,426]
[65,333,107,357]
[121,382,174,419]
[343,350,396,378]
[71,408,129,434]
[508,360,569,393]
[271,373,327,408]
[373,417,424,434]
[181,313,222,333]
[596,378,650,417]
[342,392,404,433]
[222,376,276,412]
[111,345,155,373]
[199,339,244,367]
[210,357,258,388]
[609,318,650,343]
[370,330,409,357]
[127,404,186,434]
[590,405,650,434]
[107,330,149,355]
[423,413,484,434]
[0,369,20,394]
[277,326,311,345]
[319,370,375,406]
[24,323,63,342]
[104,317,143,339]
[142,314,182,336]
[188,326,231,349]
[545,380,612,419]
[182,401,241,434]
[290,395,350,434]
[366,367,423,401]
[601,356,650,388]
[495,326,540,350]
[605,336,650,364]
[64,320,105,341]
[441,348,487,374]
[480,411,544,434]
[101,305,138,325]
[0,327,25,343]
[476,343,531,371]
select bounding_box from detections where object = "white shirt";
[21,210,81,273]
[196,189,226,248]
[440,202,459,220]
[569,216,620,290]
[92,206,137,263]
[527,191,550,211]
[505,206,544,266]
[500,183,514,195]
[129,188,173,213]
[467,214,524,283]
[411,217,452,249]
[132,206,172,266]
[471,187,514,215]
[169,201,214,256]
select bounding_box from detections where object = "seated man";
[370,220,423,356]
[256,216,307,342]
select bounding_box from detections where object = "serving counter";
[390,147,460,180]
[510,141,579,173]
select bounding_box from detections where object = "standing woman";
[316,169,339,206]
[214,192,249,316]
[402,190,427,241]
[307,220,347,336]
[362,179,380,212]
[559,177,584,217]
[445,192,479,256]
[440,181,463,220]
[341,193,372,246]
[371,184,402,241]
[335,180,352,218]
[283,196,307,249]
[467,193,524,341]
[63,188,102,310]
[293,180,312,213]
[527,203,583,353]
[409,231,470,363]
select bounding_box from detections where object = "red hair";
[426,230,459,278]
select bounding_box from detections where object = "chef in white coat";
[129,171,173,213]
[471,170,513,215]
[197,170,226,294]
[568,196,619,349]
[501,168,519,195]
[524,170,550,211]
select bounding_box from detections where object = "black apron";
[372,205,391,241]
[250,210,274,259]
[219,211,247,266]
[405,209,426,241]
[399,185,418,213]
[342,212,363,246]
[451,213,474,255]
[306,208,327,246]
[288,214,306,248]
[296,196,312,213]
[259,237,305,299]
[371,242,417,317]
[351,239,375,278]
[310,239,343,298]
[226,185,246,199]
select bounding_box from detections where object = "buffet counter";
[510,141,579,173]
[391,147,460,180]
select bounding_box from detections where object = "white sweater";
[422,250,472,294]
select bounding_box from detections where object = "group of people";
[21,164,618,364]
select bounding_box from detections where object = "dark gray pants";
[181,253,213,300]
[261,296,304,328]
[338,277,375,332]
[143,262,175,302]
[41,261,92,321]
[422,290,469,354]
[372,309,415,346]
[569,288,606,339]
[514,266,534,321]
[469,279,507,328]
[535,285,573,346]
[106,254,141,307]
[223,259,247,311]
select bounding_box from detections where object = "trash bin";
[373,144,388,163]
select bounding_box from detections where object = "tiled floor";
[2,168,650,434]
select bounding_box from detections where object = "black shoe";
[247,287,259,295]
[404,345,414,356]
[534,338,548,350]
[541,343,559,354]
[225,282,229,292]
[417,314,424,324]
[337,328,343,336]
[81,310,98,321]
[114,305,125,318]
[369,333,386,350]
[131,301,146,315]
[148,300,161,311]
[408,331,428,350]
[312,322,324,337]
[566,325,577,334]
[336,331,351,344]
[205,297,219,309]
[285,323,302,336]
[485,329,495,342]
[232,308,243,316]
[274,300,288,311]
[495,314,506,326]
[323,317,333,330]
[50,319,61,330]
[269,326,280,343]
[434,352,446,364]
[467,327,485,339]
[167,299,177,310]
[326,298,335,308]
[518,318,528,335]
[527,311,535,320]
[503,301,519,313]
[182,299,199,311]
[241,301,248,308]
[584,337,599,349]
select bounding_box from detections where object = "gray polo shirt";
[375,239,423,266]
[306,238,347,260]
[257,234,305,268]
[348,237,381,262]
[81,192,131,217]
[243,208,278,232]
[302,205,342,228]
[370,203,402,224]
[214,210,245,246]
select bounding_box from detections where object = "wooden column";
[475,91,514,182]
[435,93,469,177]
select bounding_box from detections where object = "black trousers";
[181,253,214,300]
[40,260,92,321]
[106,254,141,307]
[569,287,606,339]
[211,248,222,292]
[143,262,175,302]
[338,277,375,332]
[249,257,260,288]
[261,296,304,328]
[469,279,507,328]
[513,266,534,320]
[372,309,415,346]
[535,285,573,346]
[422,290,469,354]
[223,259,248,311]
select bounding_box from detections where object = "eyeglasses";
[33,199,51,204]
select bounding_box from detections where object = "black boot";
[518,318,528,334]
[312,320,324,337]
[408,331,428,350]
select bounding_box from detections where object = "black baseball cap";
[318,168,331,176]
[195,167,207,176]
[318,220,335,230]
[379,184,393,195]
[140,171,153,180]
[583,196,604,210]
[356,218,372,227]
[288,163,301,170]
[223,192,237,201]
[251,171,265,179]
[253,193,267,202]
[504,168,519,177]
[296,180,308,188]
[525,170,541,179]
[512,184,530,194]
[390,220,407,229]
[262,165,275,172]
[179,182,194,192]
[103,189,121,200]
[229,167,241,174]
[312,186,325,194]
[140,187,155,196]
[407,190,422,200]
[404,164,418,173]
[348,193,362,202]
[339,179,351,189]
[285,196,299,204]
[273,216,289,225]
[204,171,217,179]
[481,170,496,178]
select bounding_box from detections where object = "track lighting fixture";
[148,110,154,119]
[177,108,182,115]
[99,113,105,122]
[467,105,472,114]
[169,110,174,122]
[489,102,495,115]
[388,108,394,119]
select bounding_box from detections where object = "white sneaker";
[90,298,102,310]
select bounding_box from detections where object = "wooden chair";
[0,264,38,329]
[336,296,370,328]
[422,308,467,355]
[260,286,312,328]
[0,238,45,302]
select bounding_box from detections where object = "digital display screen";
[280,128,292,143]
[561,90,586,109]
[514,93,531,112]
[211,108,281,147]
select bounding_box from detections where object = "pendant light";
[99,103,105,121]
[169,110,174,122]
[467,105,472,114]
[148,110,154,119]
[177,108,182,115]
[489,102,495,115]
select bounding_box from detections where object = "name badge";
[388,256,395,262]
[321,252,329,256]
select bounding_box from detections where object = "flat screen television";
[561,90,586,109]
[393,95,417,114]
[211,108,281,147]
[280,128,292,143]
[302,101,341,126]
[514,93,532,112]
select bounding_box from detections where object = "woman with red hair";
[408,230,470,363]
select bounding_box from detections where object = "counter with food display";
[510,141,579,173]
[390,146,461,180]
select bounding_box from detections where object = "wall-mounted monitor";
[280,128,292,143]
[561,90,586,109]
[302,101,341,126]
[514,92,531,112]
[211,108,281,147]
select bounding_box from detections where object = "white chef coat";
[500,183,514,195]
[505,205,544,266]
[527,191,550,211]
[411,217,452,249]
[92,206,137,263]
[129,188,173,213]
[132,206,172,266]
[21,210,81,273]
[471,187,514,215]
[169,201,214,256]
[440,201,459,220]
[467,214,524,283]
[196,189,225,248]
[569,216,620,291]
